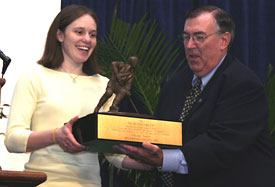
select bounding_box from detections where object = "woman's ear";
[220,32,231,50]
[56,29,64,43]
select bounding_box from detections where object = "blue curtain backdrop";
[61,0,275,83]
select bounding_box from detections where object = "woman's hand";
[55,116,89,153]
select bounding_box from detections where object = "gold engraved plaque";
[98,114,182,146]
[73,112,182,153]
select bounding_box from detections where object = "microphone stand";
[0,50,11,119]
[0,75,6,119]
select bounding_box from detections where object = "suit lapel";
[183,54,233,120]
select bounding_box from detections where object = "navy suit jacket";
[154,54,275,187]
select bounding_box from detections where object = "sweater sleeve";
[5,70,39,153]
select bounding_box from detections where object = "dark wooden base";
[0,167,47,187]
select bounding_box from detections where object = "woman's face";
[57,14,97,66]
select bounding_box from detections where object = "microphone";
[0,50,11,76]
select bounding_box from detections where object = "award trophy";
[72,57,182,153]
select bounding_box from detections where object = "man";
[114,5,275,187]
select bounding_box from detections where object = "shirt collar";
[192,54,227,90]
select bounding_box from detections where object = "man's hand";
[122,156,154,170]
[113,142,163,167]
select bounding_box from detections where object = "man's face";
[183,13,226,77]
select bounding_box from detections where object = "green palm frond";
[264,64,275,145]
[97,12,185,115]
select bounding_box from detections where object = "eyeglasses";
[182,32,218,44]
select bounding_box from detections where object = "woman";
[4,5,146,187]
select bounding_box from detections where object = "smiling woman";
[4,5,128,187]
[56,14,97,70]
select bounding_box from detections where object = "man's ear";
[220,32,231,50]
[56,29,64,42]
